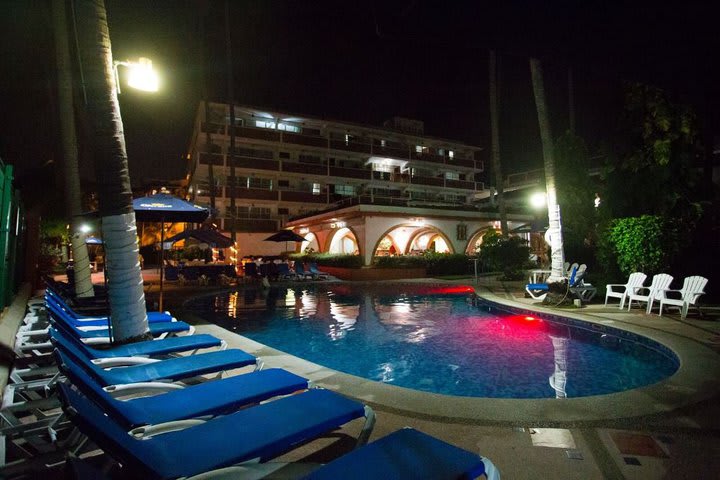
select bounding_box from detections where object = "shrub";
[291,252,363,268]
[604,215,681,276]
[477,231,532,280]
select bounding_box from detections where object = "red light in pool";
[420,285,475,295]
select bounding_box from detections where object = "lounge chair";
[626,273,673,313]
[567,264,597,301]
[56,382,375,479]
[526,265,580,301]
[302,427,499,480]
[54,348,309,431]
[294,261,314,280]
[309,262,328,279]
[44,291,174,325]
[604,272,647,308]
[658,275,708,319]
[276,262,296,280]
[49,329,258,386]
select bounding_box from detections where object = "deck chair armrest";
[661,288,683,300]
[103,380,184,396]
[628,286,649,294]
[130,418,209,439]
[91,356,161,367]
[16,327,50,338]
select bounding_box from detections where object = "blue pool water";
[186,284,679,399]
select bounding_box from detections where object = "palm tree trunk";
[199,9,216,217]
[52,0,94,298]
[530,58,565,283]
[75,0,149,343]
[225,0,237,243]
[488,50,508,235]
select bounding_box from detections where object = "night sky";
[1,1,717,192]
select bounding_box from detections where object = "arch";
[327,227,360,255]
[371,223,455,257]
[407,228,454,254]
[465,227,497,254]
[300,232,320,253]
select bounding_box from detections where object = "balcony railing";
[282,162,327,176]
[329,166,372,180]
[232,155,279,171]
[226,187,279,201]
[280,191,327,203]
[199,153,224,166]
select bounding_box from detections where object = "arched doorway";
[300,232,320,253]
[328,227,359,255]
[407,228,452,254]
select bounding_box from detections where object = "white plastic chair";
[659,276,708,319]
[604,272,647,309]
[626,273,673,313]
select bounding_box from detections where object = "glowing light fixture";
[113,57,159,94]
[530,192,547,209]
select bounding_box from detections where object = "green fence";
[0,159,25,309]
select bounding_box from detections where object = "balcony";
[201,122,226,135]
[281,191,327,203]
[410,175,444,187]
[199,153,224,166]
[232,125,281,142]
[281,132,328,148]
[232,155,279,172]
[224,218,278,232]
[329,139,372,154]
[226,187,279,201]
[445,179,476,190]
[329,166,372,180]
[372,144,409,159]
[282,162,327,176]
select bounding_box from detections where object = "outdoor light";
[79,224,91,233]
[113,57,159,94]
[530,192,547,209]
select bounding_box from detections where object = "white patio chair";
[604,272,647,309]
[659,275,708,319]
[626,273,673,313]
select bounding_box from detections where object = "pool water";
[187,284,679,399]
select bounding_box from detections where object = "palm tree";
[225,0,237,243]
[52,0,94,298]
[530,58,565,283]
[488,50,508,235]
[74,0,150,343]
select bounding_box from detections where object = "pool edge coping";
[182,284,720,425]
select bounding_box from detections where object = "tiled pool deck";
[2,273,720,479]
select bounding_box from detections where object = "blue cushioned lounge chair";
[302,427,499,480]
[54,349,309,431]
[49,326,223,359]
[45,289,174,324]
[49,329,257,386]
[44,301,194,339]
[57,383,374,479]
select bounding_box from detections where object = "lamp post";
[113,57,159,94]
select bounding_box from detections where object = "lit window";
[277,123,300,133]
[415,145,423,153]
[313,183,321,195]
[335,184,355,196]
[449,150,454,158]
[381,139,387,147]
[255,120,276,129]
[445,171,460,180]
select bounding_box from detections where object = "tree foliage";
[477,230,531,280]
[604,215,681,276]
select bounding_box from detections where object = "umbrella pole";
[159,221,165,312]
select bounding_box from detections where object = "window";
[334,184,355,196]
[278,207,289,215]
[448,150,454,158]
[303,127,320,136]
[255,120,275,129]
[415,145,423,153]
[278,180,289,188]
[277,123,300,133]
[234,206,271,219]
[445,171,460,180]
[380,139,387,147]
[312,183,321,195]
[299,154,322,164]
[279,151,290,159]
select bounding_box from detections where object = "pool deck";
[2,272,720,479]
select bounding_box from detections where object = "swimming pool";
[187,284,679,399]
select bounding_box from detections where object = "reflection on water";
[188,284,679,399]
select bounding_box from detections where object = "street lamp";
[113,57,159,94]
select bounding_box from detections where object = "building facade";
[187,102,531,262]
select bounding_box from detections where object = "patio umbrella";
[132,194,209,311]
[264,229,308,253]
[85,236,103,245]
[165,228,233,248]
